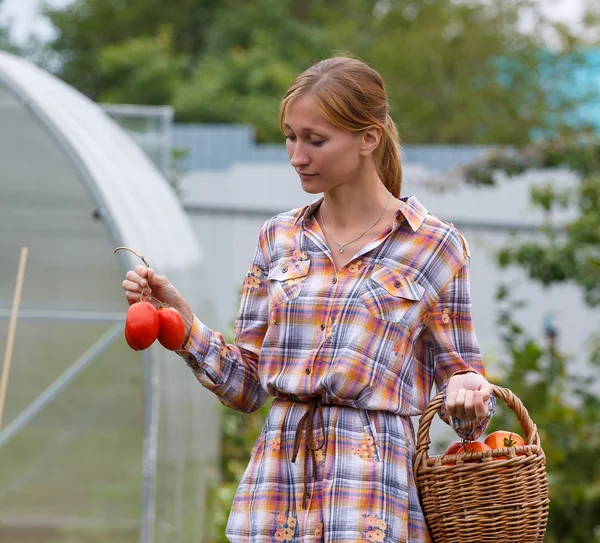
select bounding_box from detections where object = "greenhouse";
[0,51,218,542]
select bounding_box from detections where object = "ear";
[359,125,382,157]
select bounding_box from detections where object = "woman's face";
[283,95,365,194]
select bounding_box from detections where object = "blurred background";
[0,0,598,542]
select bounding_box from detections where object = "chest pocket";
[267,258,311,306]
[360,266,425,323]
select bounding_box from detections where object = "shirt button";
[394,280,401,288]
[281,266,288,273]
[305,367,311,375]
[320,323,325,331]
[332,277,338,284]
[305,491,311,498]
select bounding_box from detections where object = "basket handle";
[414,384,540,471]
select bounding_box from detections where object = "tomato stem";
[114,246,151,268]
[114,247,154,303]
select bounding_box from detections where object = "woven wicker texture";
[414,385,550,543]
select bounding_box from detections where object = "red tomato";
[457,441,492,461]
[124,325,136,350]
[442,441,463,465]
[157,306,186,350]
[444,441,463,456]
[124,301,159,350]
[484,431,526,459]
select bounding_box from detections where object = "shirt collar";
[293,197,324,225]
[293,194,427,232]
[394,195,428,232]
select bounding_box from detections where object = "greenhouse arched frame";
[0,51,219,543]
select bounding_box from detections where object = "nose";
[289,141,310,168]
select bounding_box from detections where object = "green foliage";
[467,139,600,541]
[173,47,298,141]
[96,33,187,105]
[42,0,221,99]
[31,0,598,144]
[202,324,271,543]
[490,287,600,543]
[0,0,20,55]
[465,140,600,306]
[204,401,271,543]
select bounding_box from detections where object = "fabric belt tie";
[291,397,326,510]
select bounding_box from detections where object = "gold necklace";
[319,192,392,254]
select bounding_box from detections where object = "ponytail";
[376,115,402,198]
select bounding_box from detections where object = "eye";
[285,135,296,142]
[310,140,324,147]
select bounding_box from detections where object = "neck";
[321,176,391,231]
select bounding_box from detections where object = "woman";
[122,56,494,543]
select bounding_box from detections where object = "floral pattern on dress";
[244,264,264,289]
[392,341,403,358]
[274,513,297,541]
[348,260,363,274]
[269,431,281,452]
[293,249,308,261]
[324,315,335,339]
[362,514,388,542]
[442,307,458,324]
[352,434,377,461]
[314,448,325,466]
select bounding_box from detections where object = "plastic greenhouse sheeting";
[0,51,219,543]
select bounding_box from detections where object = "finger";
[125,270,144,287]
[125,290,142,306]
[454,389,466,419]
[473,390,488,420]
[464,390,475,420]
[122,279,144,293]
[146,268,155,285]
[445,390,458,417]
[479,381,493,402]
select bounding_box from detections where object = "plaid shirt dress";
[178,196,494,543]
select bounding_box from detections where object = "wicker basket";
[414,384,550,543]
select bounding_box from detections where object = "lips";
[297,172,317,180]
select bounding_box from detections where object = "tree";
[37,0,597,143]
[463,139,600,542]
[42,0,221,100]
[368,0,597,144]
[0,0,20,55]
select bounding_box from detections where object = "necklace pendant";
[339,246,345,254]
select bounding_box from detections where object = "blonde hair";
[279,56,402,197]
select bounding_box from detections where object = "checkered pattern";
[179,196,494,543]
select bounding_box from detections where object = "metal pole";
[0,324,122,450]
[140,351,160,543]
[0,308,125,323]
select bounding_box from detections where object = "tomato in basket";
[443,441,463,456]
[442,441,463,465]
[456,441,491,461]
[484,430,525,459]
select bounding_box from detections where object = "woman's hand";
[122,265,194,343]
[445,372,492,421]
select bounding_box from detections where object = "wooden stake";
[0,247,28,431]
